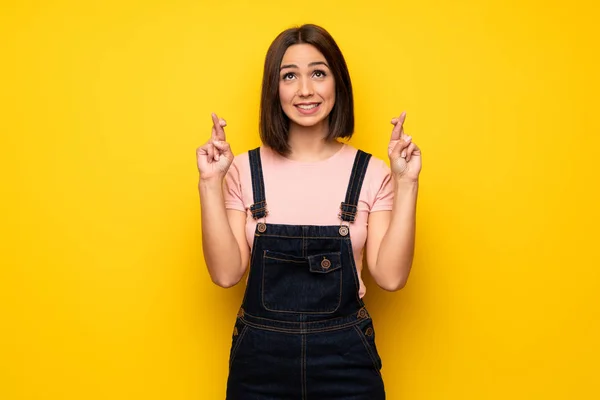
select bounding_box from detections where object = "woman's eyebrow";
[308,61,329,68]
[280,61,330,71]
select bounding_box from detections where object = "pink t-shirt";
[223,144,394,298]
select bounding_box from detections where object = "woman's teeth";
[297,104,319,110]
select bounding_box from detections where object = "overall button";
[233,326,239,336]
[339,226,349,236]
[321,258,331,269]
[257,223,267,233]
[365,327,374,336]
[357,308,368,319]
[237,308,245,318]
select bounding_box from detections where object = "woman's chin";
[288,116,328,129]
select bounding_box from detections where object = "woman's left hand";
[388,111,422,182]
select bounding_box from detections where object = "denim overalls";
[226,148,385,399]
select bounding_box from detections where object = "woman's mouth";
[295,103,321,114]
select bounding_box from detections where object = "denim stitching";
[352,325,382,377]
[340,151,372,222]
[350,153,367,214]
[256,148,267,218]
[252,148,264,204]
[262,250,306,262]
[241,310,357,325]
[249,147,268,220]
[261,252,343,314]
[239,299,364,326]
[341,152,360,221]
[249,149,257,202]
[264,256,305,264]
[240,316,365,334]
[258,234,346,239]
[354,152,370,205]
[339,205,358,220]
[263,250,342,264]
[264,255,343,274]
[301,334,307,400]
[250,201,267,213]
[302,226,306,258]
[347,151,366,213]
[229,324,249,369]
[249,149,261,205]
[249,148,259,218]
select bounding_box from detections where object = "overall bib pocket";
[262,250,342,313]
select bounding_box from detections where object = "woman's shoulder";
[230,147,256,169]
[229,145,275,176]
[342,144,390,175]
[232,145,275,160]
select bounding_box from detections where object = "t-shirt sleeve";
[368,158,394,212]
[223,157,247,212]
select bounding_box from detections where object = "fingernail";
[401,151,406,158]
[404,135,412,142]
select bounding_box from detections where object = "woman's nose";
[297,79,314,97]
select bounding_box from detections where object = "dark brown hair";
[259,24,354,156]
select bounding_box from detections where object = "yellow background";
[2,0,599,398]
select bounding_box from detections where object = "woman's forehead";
[280,44,327,67]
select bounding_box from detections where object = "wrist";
[394,178,419,194]
[394,176,419,185]
[198,175,224,190]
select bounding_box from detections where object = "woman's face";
[278,44,335,131]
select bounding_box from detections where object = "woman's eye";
[313,70,327,78]
[282,73,295,80]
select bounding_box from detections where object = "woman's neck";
[286,121,343,162]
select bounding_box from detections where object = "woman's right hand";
[196,112,234,181]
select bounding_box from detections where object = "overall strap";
[248,147,268,220]
[339,150,372,222]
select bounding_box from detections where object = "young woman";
[197,24,421,399]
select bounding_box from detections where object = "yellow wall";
[2,0,599,398]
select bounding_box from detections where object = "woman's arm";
[366,111,422,291]
[197,113,250,288]
[366,180,418,291]
[199,181,249,287]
